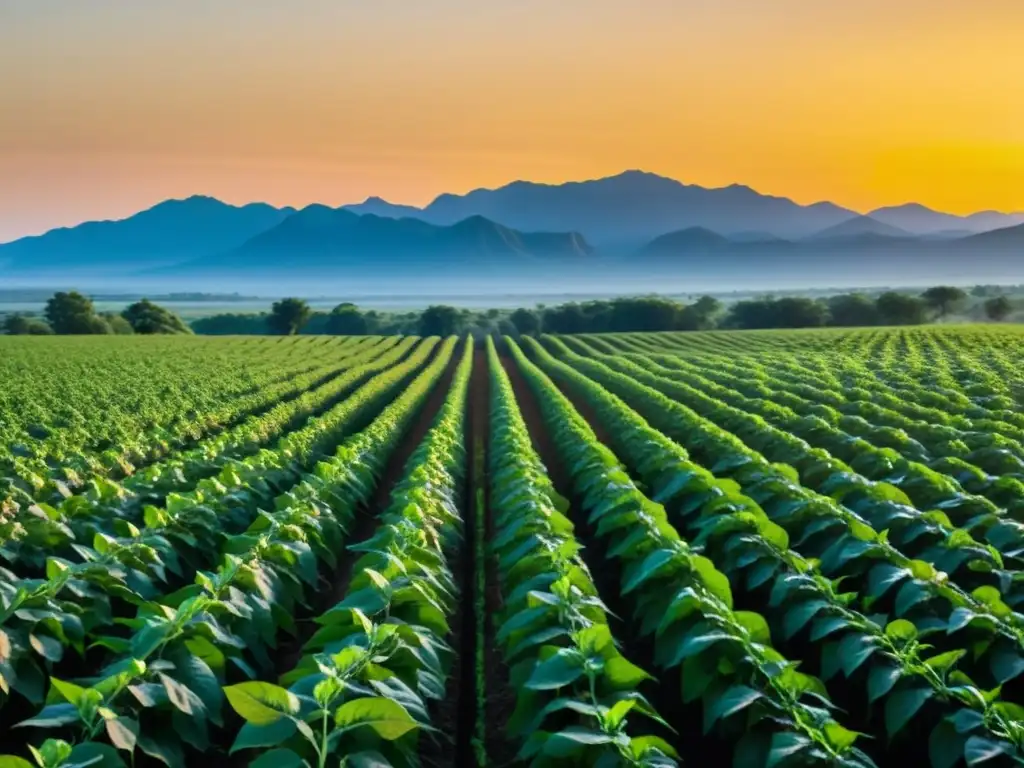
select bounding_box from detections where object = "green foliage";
[121,299,190,334]
[983,295,1013,322]
[2,314,53,335]
[417,304,463,336]
[267,297,312,335]
[921,285,968,318]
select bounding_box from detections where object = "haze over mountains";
[2,171,1022,294]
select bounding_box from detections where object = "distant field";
[2,326,1024,767]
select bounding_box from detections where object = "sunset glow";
[2,0,1022,241]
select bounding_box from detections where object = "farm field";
[2,327,1024,767]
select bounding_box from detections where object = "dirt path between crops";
[499,346,733,762]
[272,342,458,679]
[476,346,520,768]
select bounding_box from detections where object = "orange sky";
[2,0,1022,241]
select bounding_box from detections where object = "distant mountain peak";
[809,214,912,241]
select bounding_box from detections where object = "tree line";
[188,286,1017,336]
[2,292,192,335]
[3,286,1016,337]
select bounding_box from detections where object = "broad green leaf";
[542,727,614,757]
[733,611,772,645]
[249,748,306,768]
[823,722,860,751]
[885,686,933,738]
[604,657,652,688]
[333,697,418,740]
[867,664,902,704]
[105,718,139,752]
[223,682,299,726]
[925,649,966,674]
[767,732,812,768]
[704,685,763,733]
[964,735,1013,765]
[885,619,918,642]
[525,649,585,690]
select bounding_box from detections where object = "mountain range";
[2,170,1023,293]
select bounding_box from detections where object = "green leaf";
[868,664,902,704]
[823,722,860,752]
[333,697,418,740]
[691,555,733,609]
[15,703,81,728]
[158,674,195,716]
[782,600,827,640]
[930,721,966,768]
[704,685,763,733]
[733,611,772,644]
[605,699,636,730]
[542,727,614,757]
[223,682,299,726]
[604,657,653,689]
[839,632,877,676]
[989,648,1024,684]
[0,758,34,768]
[249,748,306,768]
[66,741,126,768]
[964,735,1013,765]
[885,619,918,642]
[105,718,139,753]
[885,687,933,738]
[230,719,297,754]
[767,732,812,768]
[925,649,966,674]
[525,649,585,690]
[49,678,88,707]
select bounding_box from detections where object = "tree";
[678,295,721,330]
[725,298,779,329]
[45,291,107,334]
[827,293,880,327]
[921,286,967,318]
[772,297,829,328]
[267,298,311,335]
[3,314,53,335]
[121,299,190,334]
[509,308,541,336]
[607,298,680,332]
[102,313,135,334]
[542,303,589,334]
[876,292,928,325]
[325,303,369,335]
[984,295,1013,322]
[418,305,462,337]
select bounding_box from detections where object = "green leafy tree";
[678,295,721,330]
[418,305,462,337]
[921,285,967,318]
[607,297,680,332]
[772,297,829,328]
[509,307,541,335]
[876,291,928,325]
[984,295,1013,322]
[325,303,369,335]
[121,299,190,334]
[827,293,880,327]
[2,314,53,335]
[542,303,589,333]
[44,291,108,334]
[267,298,312,335]
[102,313,135,334]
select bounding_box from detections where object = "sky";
[1,0,1022,242]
